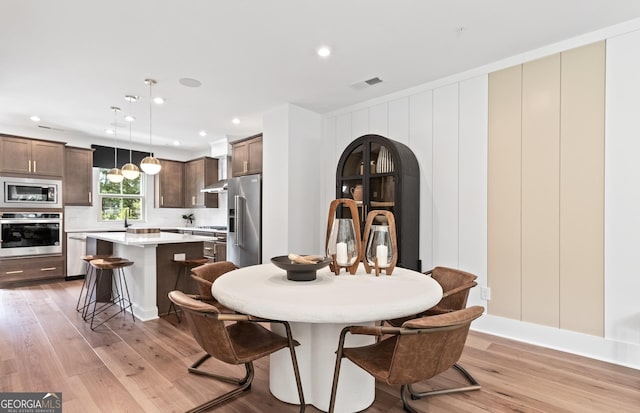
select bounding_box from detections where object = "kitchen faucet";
[124,207,131,228]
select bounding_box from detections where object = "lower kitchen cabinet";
[0,256,65,286]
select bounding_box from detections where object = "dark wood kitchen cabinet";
[336,134,420,271]
[155,159,184,208]
[64,146,93,206]
[231,133,262,177]
[0,134,64,177]
[0,256,65,286]
[185,157,218,208]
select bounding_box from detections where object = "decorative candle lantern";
[362,210,398,275]
[325,199,362,275]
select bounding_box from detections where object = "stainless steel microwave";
[0,177,62,208]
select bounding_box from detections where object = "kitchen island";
[86,231,215,321]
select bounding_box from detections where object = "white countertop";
[66,226,226,234]
[86,231,216,246]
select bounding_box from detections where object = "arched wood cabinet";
[336,134,420,271]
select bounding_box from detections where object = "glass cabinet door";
[338,139,397,227]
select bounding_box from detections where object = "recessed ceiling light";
[124,115,135,122]
[179,77,202,88]
[173,140,180,146]
[317,46,331,58]
[153,97,165,104]
[30,115,40,122]
[232,118,240,125]
[105,129,114,135]
[199,130,207,137]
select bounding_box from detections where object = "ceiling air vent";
[351,77,383,90]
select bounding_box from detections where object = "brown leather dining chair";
[383,266,479,400]
[190,260,237,311]
[330,306,484,413]
[168,290,306,413]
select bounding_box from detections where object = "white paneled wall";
[408,91,434,270]
[604,29,640,345]
[458,77,489,307]
[322,76,489,306]
[432,84,460,269]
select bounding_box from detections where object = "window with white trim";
[97,168,144,221]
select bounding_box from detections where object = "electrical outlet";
[481,287,491,301]
[173,253,186,261]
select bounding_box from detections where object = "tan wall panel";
[521,54,561,327]
[559,42,605,336]
[488,66,522,319]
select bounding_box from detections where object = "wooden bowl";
[270,256,332,281]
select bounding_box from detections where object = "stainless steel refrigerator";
[227,174,262,267]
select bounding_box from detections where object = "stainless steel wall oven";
[0,212,63,257]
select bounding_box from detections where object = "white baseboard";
[472,314,640,370]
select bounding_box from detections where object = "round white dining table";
[212,262,443,413]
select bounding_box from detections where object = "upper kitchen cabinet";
[0,135,64,177]
[155,159,184,208]
[185,156,218,208]
[336,134,420,271]
[231,133,262,177]
[64,146,93,206]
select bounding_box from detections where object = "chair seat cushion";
[227,322,298,363]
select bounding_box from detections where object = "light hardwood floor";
[0,280,638,413]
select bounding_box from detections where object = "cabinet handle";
[28,160,32,173]
[192,196,196,205]
[40,267,57,271]
[204,247,213,251]
[89,191,92,203]
[243,160,248,173]
[6,270,23,275]
[33,160,37,173]
[161,195,164,206]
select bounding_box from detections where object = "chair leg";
[281,321,305,412]
[407,362,481,399]
[186,362,255,413]
[75,262,91,312]
[188,354,251,385]
[328,327,349,413]
[400,384,420,413]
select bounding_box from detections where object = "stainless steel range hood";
[200,154,229,193]
[201,179,227,193]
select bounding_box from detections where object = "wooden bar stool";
[168,257,210,322]
[86,258,135,330]
[76,254,112,319]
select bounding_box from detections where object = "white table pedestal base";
[270,321,375,413]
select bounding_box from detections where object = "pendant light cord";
[113,107,118,167]
[148,80,153,156]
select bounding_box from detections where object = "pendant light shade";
[122,163,140,179]
[140,156,162,174]
[107,106,124,183]
[122,95,140,180]
[140,78,161,175]
[107,167,125,183]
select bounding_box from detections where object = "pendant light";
[107,106,124,183]
[121,95,140,180]
[140,78,161,175]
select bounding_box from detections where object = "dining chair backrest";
[429,266,478,311]
[386,306,483,384]
[190,261,238,300]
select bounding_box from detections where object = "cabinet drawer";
[0,256,65,285]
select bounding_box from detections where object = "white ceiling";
[2,0,640,154]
